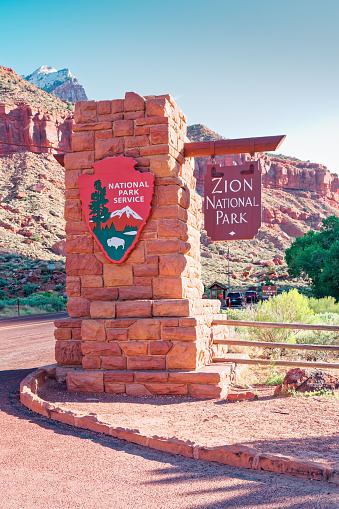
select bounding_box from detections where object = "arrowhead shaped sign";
[78,156,154,264]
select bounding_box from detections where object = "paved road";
[0,316,339,508]
[0,313,67,370]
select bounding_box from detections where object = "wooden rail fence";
[212,319,339,369]
[212,319,339,331]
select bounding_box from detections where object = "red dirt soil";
[38,379,339,468]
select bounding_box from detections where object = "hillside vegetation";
[0,66,73,112]
[0,67,338,306]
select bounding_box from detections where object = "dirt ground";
[38,379,339,468]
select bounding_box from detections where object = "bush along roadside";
[223,289,339,363]
[0,252,66,317]
[0,293,67,317]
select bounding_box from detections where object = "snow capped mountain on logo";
[23,65,88,103]
[102,206,143,232]
[110,206,142,220]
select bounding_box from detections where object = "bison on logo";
[78,156,154,264]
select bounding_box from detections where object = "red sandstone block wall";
[55,301,226,372]
[56,92,223,372]
[64,93,203,309]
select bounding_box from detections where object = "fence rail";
[214,338,339,351]
[213,358,339,369]
[212,319,339,331]
[212,319,339,369]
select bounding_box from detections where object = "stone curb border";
[20,367,339,485]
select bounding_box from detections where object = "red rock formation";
[193,152,339,204]
[188,125,339,205]
[0,103,72,154]
[274,368,339,395]
[52,78,87,103]
[262,157,339,203]
[2,67,18,78]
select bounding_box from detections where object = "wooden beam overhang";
[53,153,65,167]
[54,135,286,167]
[184,135,286,158]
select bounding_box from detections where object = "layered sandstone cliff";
[0,103,72,154]
[0,66,73,154]
[187,125,339,204]
[262,156,339,203]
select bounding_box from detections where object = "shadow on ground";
[1,368,339,509]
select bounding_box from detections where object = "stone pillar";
[55,92,231,398]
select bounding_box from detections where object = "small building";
[207,281,228,300]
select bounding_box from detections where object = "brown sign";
[262,285,277,296]
[204,161,262,241]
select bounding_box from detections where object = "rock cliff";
[0,103,72,155]
[262,155,339,203]
[187,124,339,205]
[0,151,66,260]
[0,66,73,154]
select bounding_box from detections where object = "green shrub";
[308,296,339,314]
[289,387,338,398]
[54,284,65,292]
[263,368,285,386]
[268,242,274,249]
[4,254,17,261]
[225,291,339,362]
[0,278,9,288]
[46,296,65,312]
[2,294,67,313]
[296,312,339,355]
[31,234,43,243]
[226,289,315,343]
[40,265,51,275]
[41,291,52,297]
[209,244,218,252]
[23,283,38,297]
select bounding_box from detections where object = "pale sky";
[2,0,338,172]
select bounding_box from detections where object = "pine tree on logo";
[89,180,110,229]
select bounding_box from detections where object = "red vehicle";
[245,291,259,304]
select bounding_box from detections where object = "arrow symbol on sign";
[229,231,236,236]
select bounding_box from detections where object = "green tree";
[89,180,110,228]
[285,215,339,299]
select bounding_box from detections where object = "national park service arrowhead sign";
[204,161,262,241]
[78,156,154,263]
